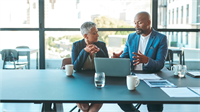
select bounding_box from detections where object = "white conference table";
[0,49,39,69]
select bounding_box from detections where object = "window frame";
[1,0,199,69]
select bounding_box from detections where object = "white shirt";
[134,32,152,70]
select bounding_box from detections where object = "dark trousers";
[118,103,163,112]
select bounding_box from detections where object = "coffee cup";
[126,75,140,90]
[62,64,73,76]
[171,65,182,76]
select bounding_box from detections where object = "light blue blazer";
[120,29,168,72]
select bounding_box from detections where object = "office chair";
[165,49,175,70]
[51,58,80,112]
[1,49,25,69]
[61,58,80,112]
[61,57,72,69]
[135,103,142,110]
[181,48,185,65]
[15,46,29,69]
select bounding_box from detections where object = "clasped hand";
[84,44,100,54]
[132,51,149,66]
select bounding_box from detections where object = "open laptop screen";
[94,58,131,77]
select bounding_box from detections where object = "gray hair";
[80,21,96,36]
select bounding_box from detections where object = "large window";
[172,9,174,24]
[45,30,134,59]
[198,0,200,23]
[1,0,199,69]
[169,10,170,24]
[43,0,150,69]
[0,0,39,28]
[186,32,189,45]
[44,0,150,28]
[44,0,150,59]
[176,7,179,24]
[158,0,200,66]
[161,31,199,61]
[0,31,39,69]
[181,6,183,24]
[158,1,198,29]
[186,4,189,24]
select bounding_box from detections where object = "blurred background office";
[0,0,199,111]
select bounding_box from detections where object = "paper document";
[188,87,200,95]
[144,80,176,88]
[135,73,162,80]
[187,71,200,78]
[188,71,200,75]
[161,87,200,97]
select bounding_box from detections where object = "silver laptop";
[94,58,131,77]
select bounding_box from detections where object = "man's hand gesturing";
[132,51,149,66]
[112,51,123,58]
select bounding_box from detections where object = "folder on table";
[186,72,200,78]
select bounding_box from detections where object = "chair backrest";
[1,49,18,61]
[16,46,29,49]
[61,58,72,69]
[166,49,173,62]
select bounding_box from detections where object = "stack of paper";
[188,87,200,95]
[187,71,200,77]
[135,73,162,80]
[144,80,176,88]
[161,87,200,97]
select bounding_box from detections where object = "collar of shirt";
[140,31,152,40]
[139,31,152,54]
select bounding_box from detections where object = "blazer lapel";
[81,39,86,49]
[93,41,98,47]
[135,34,140,53]
[144,30,156,55]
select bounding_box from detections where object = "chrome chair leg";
[69,105,77,112]
[135,103,142,110]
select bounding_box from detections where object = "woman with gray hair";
[71,21,109,112]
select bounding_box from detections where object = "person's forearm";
[96,49,108,57]
[96,45,109,58]
[73,49,89,71]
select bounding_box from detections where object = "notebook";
[186,71,200,78]
[94,58,131,77]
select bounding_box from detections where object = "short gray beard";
[136,29,144,35]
